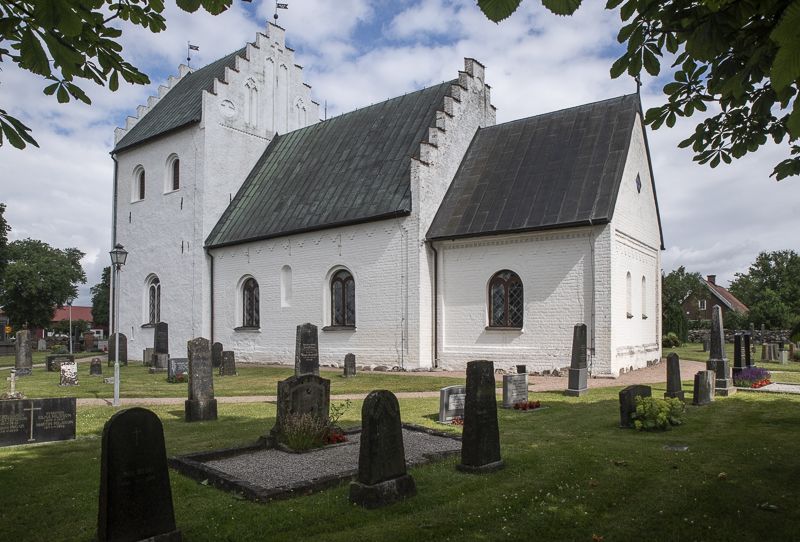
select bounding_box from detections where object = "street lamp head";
[109,243,128,267]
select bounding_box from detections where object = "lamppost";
[109,243,128,407]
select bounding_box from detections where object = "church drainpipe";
[588,219,596,377]
[426,240,439,368]
[206,247,214,345]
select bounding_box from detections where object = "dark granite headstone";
[619,385,651,429]
[185,338,217,423]
[664,353,685,401]
[0,397,76,447]
[437,385,466,423]
[733,333,745,376]
[212,342,223,369]
[154,322,169,355]
[343,353,356,378]
[89,358,103,377]
[46,354,74,372]
[14,330,32,376]
[219,351,237,376]
[270,373,330,442]
[565,323,589,397]
[150,353,168,374]
[168,358,189,379]
[108,333,127,367]
[295,323,319,376]
[502,374,528,408]
[349,390,417,509]
[97,407,181,542]
[707,306,735,396]
[457,360,504,474]
[744,333,752,367]
[59,361,79,387]
[692,370,715,406]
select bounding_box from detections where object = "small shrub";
[793,349,800,361]
[283,412,327,451]
[734,366,772,388]
[631,396,685,431]
[329,399,351,427]
[662,332,680,348]
[51,345,66,354]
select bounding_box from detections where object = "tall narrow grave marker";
[664,353,684,401]
[744,333,752,367]
[185,338,217,422]
[219,351,237,376]
[295,323,319,376]
[343,353,357,378]
[154,322,169,356]
[707,305,735,396]
[14,330,32,376]
[212,342,223,369]
[733,333,745,376]
[107,333,127,367]
[457,360,504,474]
[565,323,589,396]
[692,371,715,406]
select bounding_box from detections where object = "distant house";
[0,306,108,340]
[685,275,748,321]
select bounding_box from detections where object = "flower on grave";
[452,417,464,425]
[514,401,541,410]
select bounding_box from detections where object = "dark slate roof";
[205,81,454,248]
[427,94,663,245]
[113,49,245,153]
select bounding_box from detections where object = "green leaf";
[43,83,59,96]
[541,0,583,16]
[200,0,232,16]
[643,47,661,76]
[19,29,51,76]
[663,82,682,95]
[109,70,119,92]
[617,22,638,44]
[0,118,26,149]
[619,0,637,21]
[787,100,800,140]
[56,85,69,103]
[605,0,624,9]
[176,0,203,13]
[666,33,678,54]
[628,52,642,77]
[610,55,629,79]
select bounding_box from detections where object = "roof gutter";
[426,218,610,243]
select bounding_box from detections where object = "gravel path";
[204,429,461,489]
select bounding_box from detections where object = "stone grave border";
[167,422,461,503]
[734,382,800,395]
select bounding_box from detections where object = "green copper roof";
[113,49,245,153]
[205,81,454,248]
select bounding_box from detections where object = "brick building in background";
[684,275,748,322]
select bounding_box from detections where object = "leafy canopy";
[661,266,705,342]
[0,0,246,149]
[477,0,800,180]
[0,238,86,329]
[90,265,110,327]
[728,250,800,329]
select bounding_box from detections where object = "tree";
[51,317,88,336]
[90,266,110,327]
[0,203,9,279]
[0,0,242,149]
[477,0,800,180]
[728,250,800,329]
[0,238,86,328]
[661,266,705,342]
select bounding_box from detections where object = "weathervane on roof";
[187,42,199,67]
[274,1,288,22]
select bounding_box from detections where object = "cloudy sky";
[1,0,798,307]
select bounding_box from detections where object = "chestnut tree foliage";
[477,0,800,180]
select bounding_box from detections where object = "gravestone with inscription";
[89,358,103,377]
[349,390,417,509]
[219,351,237,376]
[707,305,735,396]
[295,323,319,376]
[185,338,217,423]
[168,358,189,379]
[84,332,94,351]
[270,374,330,443]
[565,323,589,397]
[97,407,181,542]
[37,338,47,351]
[0,397,76,447]
[154,322,169,355]
[733,333,745,376]
[212,342,223,369]
[343,353,356,378]
[107,333,127,367]
[143,347,154,367]
[59,361,79,387]
[14,330,33,376]
[438,385,466,423]
[664,353,685,401]
[502,374,528,408]
[457,360,504,474]
[150,353,168,374]
[46,354,74,372]
[619,385,652,429]
[692,370,715,406]
[744,333,752,367]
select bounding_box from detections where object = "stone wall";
[687,329,792,344]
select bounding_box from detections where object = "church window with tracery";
[243,278,260,327]
[331,270,355,327]
[489,270,523,328]
[148,277,160,324]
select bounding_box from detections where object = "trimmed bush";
[631,396,685,431]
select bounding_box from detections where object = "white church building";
[111,23,663,376]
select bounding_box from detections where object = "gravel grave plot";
[738,382,800,395]
[204,429,461,490]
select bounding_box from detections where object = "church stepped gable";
[427,94,645,241]
[114,48,245,153]
[205,81,454,249]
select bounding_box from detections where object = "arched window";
[148,277,160,324]
[331,270,355,326]
[488,270,523,328]
[626,272,632,318]
[243,278,260,327]
[172,159,180,191]
[138,169,146,200]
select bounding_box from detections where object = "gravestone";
[107,333,127,367]
[565,323,589,397]
[619,385,651,429]
[37,338,47,351]
[154,321,169,356]
[212,342,223,369]
[0,397,76,447]
[97,407,181,542]
[780,349,789,365]
[664,353,685,402]
[168,358,189,379]
[744,333,752,367]
[295,323,319,376]
[702,339,709,353]
[349,390,417,509]
[761,343,769,362]
[219,351,237,376]
[502,374,528,408]
[761,324,765,345]
[706,305,735,396]
[457,360,505,474]
[150,353,169,374]
[343,353,357,378]
[516,365,527,374]
[437,385,466,424]
[142,347,154,367]
[692,371,715,406]
[89,358,103,377]
[270,373,330,442]
[750,323,756,354]
[185,338,217,423]
[772,344,779,361]
[84,332,94,351]
[14,330,33,376]
[46,354,74,372]
[59,361,79,387]
[733,333,744,376]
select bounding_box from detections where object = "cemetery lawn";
[8,365,467,399]
[0,351,99,369]
[671,343,800,373]
[3,383,800,541]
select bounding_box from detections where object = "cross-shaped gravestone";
[7,369,16,394]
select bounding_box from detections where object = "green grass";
[0,350,100,369]
[671,342,800,372]
[2,379,800,541]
